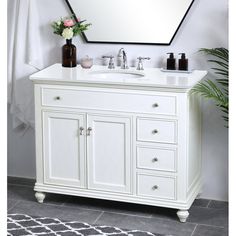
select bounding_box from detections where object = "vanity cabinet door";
[87,114,132,194]
[43,111,86,188]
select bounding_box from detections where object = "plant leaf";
[199,48,228,62]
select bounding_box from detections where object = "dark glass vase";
[62,39,77,67]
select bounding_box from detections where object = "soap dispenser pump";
[178,53,188,71]
[166,53,176,70]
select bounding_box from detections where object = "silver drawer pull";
[152,157,158,162]
[152,129,158,134]
[87,127,92,136]
[79,127,84,135]
[153,103,159,108]
[152,185,159,190]
[55,96,61,100]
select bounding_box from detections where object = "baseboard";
[7,176,36,187]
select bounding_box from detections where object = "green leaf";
[199,48,228,62]
[208,60,228,70]
[214,71,228,77]
[191,47,228,127]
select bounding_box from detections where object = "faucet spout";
[118,48,129,69]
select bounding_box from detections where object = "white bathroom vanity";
[30,64,207,222]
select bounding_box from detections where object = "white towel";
[8,0,44,129]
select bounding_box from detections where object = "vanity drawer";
[137,146,176,172]
[41,88,177,115]
[137,174,176,200]
[137,118,177,144]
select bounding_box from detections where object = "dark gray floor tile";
[8,185,35,201]
[43,193,68,206]
[192,199,210,208]
[188,206,228,228]
[8,200,103,224]
[7,199,19,210]
[208,200,228,210]
[192,225,228,236]
[8,176,35,187]
[96,212,196,236]
[64,196,152,218]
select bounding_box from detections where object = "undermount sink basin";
[89,70,145,79]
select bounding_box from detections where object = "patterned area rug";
[8,214,168,236]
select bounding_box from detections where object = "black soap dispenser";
[166,53,176,70]
[178,53,188,71]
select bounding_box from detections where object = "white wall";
[7,0,228,201]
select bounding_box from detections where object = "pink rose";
[64,19,74,27]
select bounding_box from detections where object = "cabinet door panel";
[87,114,132,193]
[43,111,86,187]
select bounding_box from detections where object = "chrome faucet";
[118,48,129,69]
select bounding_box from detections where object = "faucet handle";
[137,56,151,60]
[102,55,114,59]
[137,57,151,70]
[102,55,115,69]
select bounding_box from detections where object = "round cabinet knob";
[152,157,158,162]
[152,185,158,190]
[55,96,61,100]
[152,129,158,134]
[153,103,159,108]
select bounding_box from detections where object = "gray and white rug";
[8,214,167,236]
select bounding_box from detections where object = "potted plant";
[51,15,91,67]
[191,48,228,127]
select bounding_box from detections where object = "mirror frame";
[64,0,195,46]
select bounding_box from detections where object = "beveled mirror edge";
[64,0,195,46]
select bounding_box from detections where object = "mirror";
[65,0,194,45]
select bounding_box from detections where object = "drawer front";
[137,146,176,172]
[137,118,177,144]
[137,174,176,200]
[41,88,177,115]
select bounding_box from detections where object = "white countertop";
[30,63,207,91]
